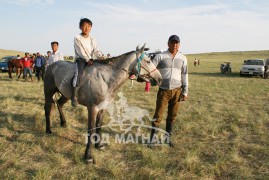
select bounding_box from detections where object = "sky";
[0,0,269,56]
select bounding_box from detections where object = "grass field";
[0,50,269,179]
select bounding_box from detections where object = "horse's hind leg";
[55,93,68,127]
[18,68,22,79]
[44,89,56,134]
[8,67,12,79]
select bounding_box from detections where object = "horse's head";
[134,44,162,85]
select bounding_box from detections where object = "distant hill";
[186,50,269,62]
[0,49,74,61]
[0,49,25,58]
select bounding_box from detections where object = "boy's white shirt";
[74,34,102,61]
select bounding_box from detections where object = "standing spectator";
[198,59,200,66]
[35,52,45,81]
[45,51,51,70]
[194,58,197,66]
[150,35,188,147]
[15,55,21,75]
[71,18,103,107]
[22,52,34,82]
[31,54,36,73]
[264,58,269,79]
[48,41,64,66]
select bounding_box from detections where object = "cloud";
[81,2,269,54]
[1,0,269,55]
[1,0,54,6]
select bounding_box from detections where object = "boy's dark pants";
[76,59,88,87]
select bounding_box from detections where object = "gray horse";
[43,44,162,163]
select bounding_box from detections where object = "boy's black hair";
[79,18,92,28]
[51,41,59,46]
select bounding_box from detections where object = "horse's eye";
[146,61,151,64]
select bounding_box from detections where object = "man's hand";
[182,95,188,101]
[179,94,188,102]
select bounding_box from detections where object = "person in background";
[264,58,269,79]
[45,51,51,70]
[31,54,36,74]
[22,52,34,82]
[35,52,45,81]
[71,18,103,107]
[48,41,64,66]
[150,35,188,147]
[194,58,197,66]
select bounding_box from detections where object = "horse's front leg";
[95,109,106,150]
[85,106,98,163]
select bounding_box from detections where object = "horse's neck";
[113,53,136,72]
[106,53,136,92]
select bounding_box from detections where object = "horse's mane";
[94,51,135,65]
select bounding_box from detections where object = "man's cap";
[168,35,180,42]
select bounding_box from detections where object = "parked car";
[0,56,16,72]
[240,59,265,78]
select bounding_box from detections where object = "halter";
[136,52,145,75]
[135,52,158,78]
[108,52,157,79]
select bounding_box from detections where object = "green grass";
[0,50,269,179]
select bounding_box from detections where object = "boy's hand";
[88,59,94,65]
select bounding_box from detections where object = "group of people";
[21,41,64,81]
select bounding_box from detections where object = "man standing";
[48,41,64,66]
[150,35,188,147]
[22,52,34,82]
[35,52,45,81]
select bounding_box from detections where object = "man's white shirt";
[48,50,64,65]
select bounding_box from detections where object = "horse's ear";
[136,45,140,52]
[140,43,146,53]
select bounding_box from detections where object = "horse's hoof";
[85,157,95,164]
[46,130,52,134]
[95,144,106,151]
[61,122,67,127]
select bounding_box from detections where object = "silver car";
[240,59,265,78]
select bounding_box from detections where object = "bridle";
[108,52,157,79]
